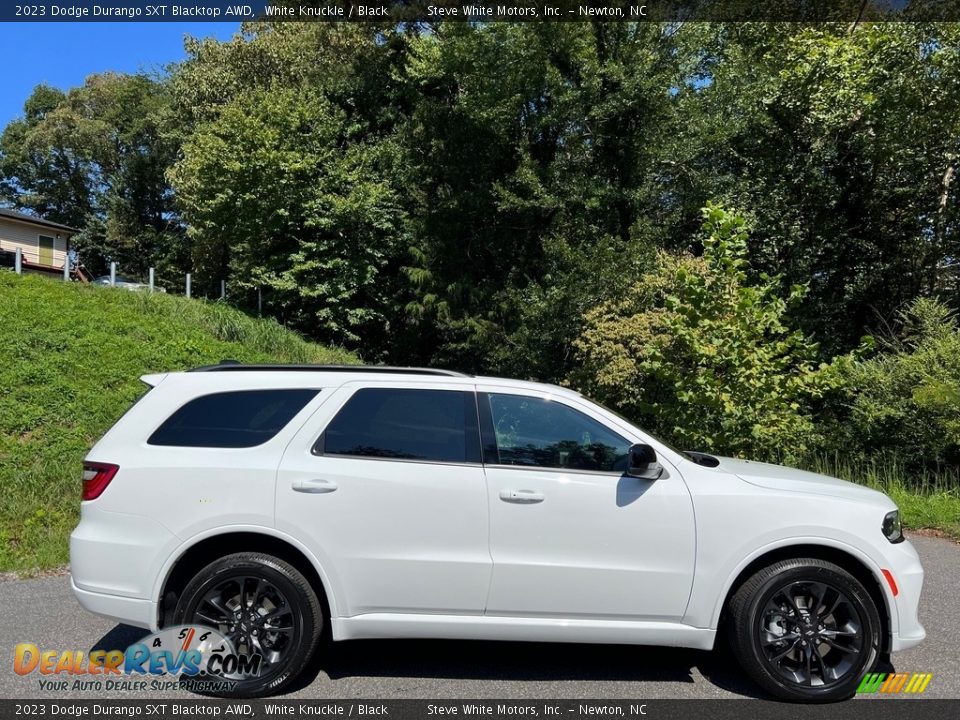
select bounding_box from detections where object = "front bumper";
[885,538,925,652]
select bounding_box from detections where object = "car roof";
[188,362,469,377]
[149,362,583,399]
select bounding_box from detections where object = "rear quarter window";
[148,389,318,448]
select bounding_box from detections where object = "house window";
[38,235,54,266]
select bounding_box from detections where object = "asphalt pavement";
[1,533,957,701]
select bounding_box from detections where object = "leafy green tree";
[168,23,415,353]
[0,73,182,278]
[399,22,687,375]
[671,23,960,354]
[169,86,408,349]
[572,205,829,459]
[0,84,96,228]
[171,23,413,137]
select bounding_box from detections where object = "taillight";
[82,462,119,500]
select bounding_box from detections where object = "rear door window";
[148,389,318,448]
[316,388,481,464]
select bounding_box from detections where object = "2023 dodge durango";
[70,363,925,701]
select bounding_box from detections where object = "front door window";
[484,392,631,472]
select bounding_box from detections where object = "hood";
[709,456,894,508]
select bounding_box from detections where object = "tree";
[168,23,415,354]
[0,73,183,278]
[825,297,960,471]
[170,86,409,350]
[399,22,687,375]
[671,23,960,354]
[0,84,96,228]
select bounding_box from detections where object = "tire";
[173,552,323,698]
[728,558,882,702]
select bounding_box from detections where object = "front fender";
[688,533,896,636]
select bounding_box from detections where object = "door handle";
[293,478,338,494]
[499,489,545,504]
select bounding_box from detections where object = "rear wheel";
[173,552,322,697]
[728,558,881,702]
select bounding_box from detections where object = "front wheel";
[728,558,882,702]
[173,552,323,697]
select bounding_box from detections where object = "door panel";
[480,388,696,621]
[38,235,54,266]
[276,384,491,618]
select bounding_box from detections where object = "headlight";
[882,509,904,544]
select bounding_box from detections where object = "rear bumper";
[69,503,175,632]
[70,577,157,631]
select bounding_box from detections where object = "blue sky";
[1,22,240,129]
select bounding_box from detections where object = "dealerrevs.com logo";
[857,672,934,695]
[13,626,262,693]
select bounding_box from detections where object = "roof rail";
[188,361,471,378]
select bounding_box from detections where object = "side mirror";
[626,443,663,481]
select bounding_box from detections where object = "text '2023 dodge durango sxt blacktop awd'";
[70,363,924,701]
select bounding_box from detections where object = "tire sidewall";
[173,555,320,697]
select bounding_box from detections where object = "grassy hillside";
[0,273,357,573]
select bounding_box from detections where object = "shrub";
[826,298,960,475]
[571,204,829,459]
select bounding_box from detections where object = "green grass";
[802,453,960,540]
[0,272,357,573]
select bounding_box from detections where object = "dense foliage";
[170,85,408,344]
[2,21,960,485]
[825,298,960,471]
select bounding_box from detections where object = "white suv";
[70,363,924,701]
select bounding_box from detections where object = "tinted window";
[484,393,630,472]
[318,388,480,464]
[148,389,318,448]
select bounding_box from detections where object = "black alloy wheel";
[194,574,296,669]
[728,558,882,702]
[758,580,865,688]
[173,552,323,698]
